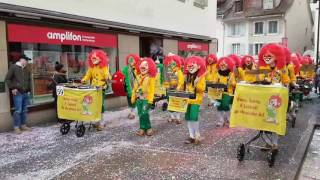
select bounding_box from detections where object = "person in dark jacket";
[5,54,32,134]
[50,62,68,122]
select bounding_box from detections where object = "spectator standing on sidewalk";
[49,62,68,122]
[5,54,32,134]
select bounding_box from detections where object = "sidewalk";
[0,98,319,180]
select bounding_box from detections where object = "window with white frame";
[268,21,278,34]
[263,0,274,10]
[254,43,264,55]
[232,43,241,54]
[254,22,264,35]
[230,23,241,36]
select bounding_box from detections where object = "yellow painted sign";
[230,83,289,135]
[208,87,224,100]
[168,96,189,113]
[57,87,102,122]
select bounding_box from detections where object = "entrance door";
[140,37,163,62]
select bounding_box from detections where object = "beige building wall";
[163,39,178,56]
[118,34,140,70]
[285,0,313,53]
[0,20,12,132]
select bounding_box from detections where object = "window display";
[7,24,118,106]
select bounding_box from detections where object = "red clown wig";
[126,54,140,66]
[217,57,235,71]
[241,55,254,67]
[206,54,218,65]
[87,49,109,68]
[228,54,241,67]
[290,53,301,74]
[184,56,206,77]
[258,43,286,69]
[283,47,292,64]
[137,57,157,77]
[164,55,182,68]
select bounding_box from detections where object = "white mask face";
[91,53,100,65]
[140,61,149,75]
[219,61,228,71]
[187,63,200,74]
[263,52,275,65]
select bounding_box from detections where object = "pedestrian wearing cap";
[5,54,32,134]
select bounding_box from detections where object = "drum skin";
[112,71,127,96]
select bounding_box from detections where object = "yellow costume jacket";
[212,71,237,95]
[82,66,110,89]
[299,70,315,80]
[258,66,290,85]
[286,63,297,84]
[186,75,206,105]
[131,74,156,104]
[206,63,217,82]
[235,67,245,82]
[164,68,184,91]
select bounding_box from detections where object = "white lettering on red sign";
[47,31,97,43]
[187,43,202,50]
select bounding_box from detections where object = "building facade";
[0,0,217,132]
[217,0,313,58]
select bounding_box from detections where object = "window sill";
[252,34,264,37]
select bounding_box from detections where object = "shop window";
[8,43,117,106]
[140,37,164,62]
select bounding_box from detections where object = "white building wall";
[223,21,249,56]
[0,0,217,38]
[285,0,313,54]
[216,18,224,57]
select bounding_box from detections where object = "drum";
[112,71,126,96]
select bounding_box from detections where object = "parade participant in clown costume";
[258,43,290,151]
[81,49,111,131]
[183,56,206,145]
[241,55,256,83]
[228,54,245,82]
[299,56,315,80]
[212,57,236,127]
[122,54,140,119]
[205,54,218,106]
[131,58,156,136]
[163,54,184,124]
[283,47,297,86]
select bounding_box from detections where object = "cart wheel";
[162,102,168,111]
[76,125,86,137]
[267,149,278,167]
[237,143,245,162]
[60,123,70,135]
[291,117,296,128]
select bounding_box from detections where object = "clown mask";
[219,60,228,71]
[140,61,149,75]
[245,58,253,66]
[263,51,276,66]
[168,61,177,73]
[91,53,101,65]
[207,58,215,65]
[187,62,200,74]
[128,57,135,68]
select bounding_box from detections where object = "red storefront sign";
[8,24,117,48]
[178,41,209,52]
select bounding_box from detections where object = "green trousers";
[185,104,200,121]
[218,94,232,111]
[137,99,151,130]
